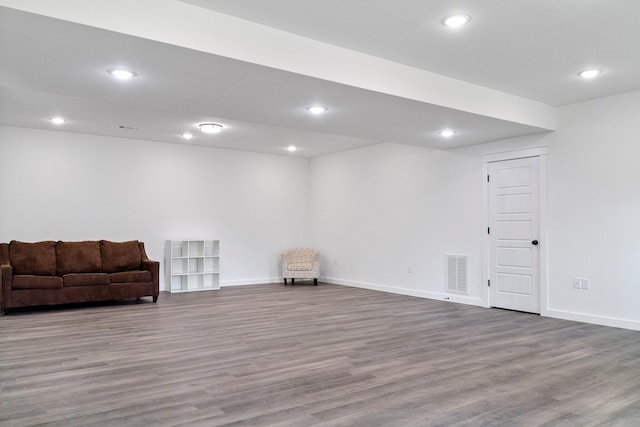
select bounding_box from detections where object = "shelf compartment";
[171,258,188,275]
[171,241,189,258]
[203,273,219,289]
[171,275,188,292]
[188,241,204,257]
[188,258,204,274]
[188,274,204,290]
[204,257,219,273]
[205,240,219,257]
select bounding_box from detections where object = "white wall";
[2,90,639,331]
[457,89,640,330]
[545,90,640,327]
[310,143,484,305]
[0,126,310,289]
[310,90,640,330]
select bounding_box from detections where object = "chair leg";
[314,278,318,286]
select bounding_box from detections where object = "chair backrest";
[283,248,319,263]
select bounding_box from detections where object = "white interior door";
[488,157,540,313]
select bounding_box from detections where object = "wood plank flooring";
[1,283,639,426]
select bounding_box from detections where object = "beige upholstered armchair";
[282,248,319,286]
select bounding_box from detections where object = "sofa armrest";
[0,264,11,288]
[138,242,160,300]
[142,260,160,301]
[1,263,12,314]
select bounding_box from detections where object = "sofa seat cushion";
[286,262,315,271]
[9,241,57,276]
[13,275,63,289]
[100,241,141,273]
[57,241,102,275]
[63,273,110,287]
[109,270,152,283]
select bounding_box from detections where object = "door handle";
[532,240,539,246]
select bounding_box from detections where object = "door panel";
[496,166,531,187]
[497,247,531,268]
[497,221,532,240]
[497,273,532,295]
[489,157,540,313]
[496,194,531,214]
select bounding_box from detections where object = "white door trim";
[481,146,548,315]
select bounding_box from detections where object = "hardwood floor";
[1,284,639,426]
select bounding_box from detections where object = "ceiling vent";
[446,254,469,295]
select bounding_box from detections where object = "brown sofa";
[0,240,159,314]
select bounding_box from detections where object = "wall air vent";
[446,254,469,295]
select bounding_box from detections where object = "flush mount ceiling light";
[182,132,193,140]
[442,14,471,28]
[199,123,223,134]
[50,117,66,125]
[108,69,137,80]
[306,105,328,115]
[287,145,297,152]
[439,129,456,137]
[578,69,602,79]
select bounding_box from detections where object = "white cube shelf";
[166,240,220,293]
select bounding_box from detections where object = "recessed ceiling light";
[578,69,602,79]
[306,106,328,114]
[182,132,193,140]
[442,14,471,28]
[439,129,456,137]
[108,69,137,80]
[287,145,297,152]
[199,123,223,134]
[50,117,66,125]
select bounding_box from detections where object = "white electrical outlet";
[573,277,582,289]
[581,278,590,290]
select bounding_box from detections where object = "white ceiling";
[1,1,639,157]
[184,0,640,107]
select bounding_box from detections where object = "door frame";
[481,146,548,315]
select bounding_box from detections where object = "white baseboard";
[321,277,484,307]
[220,277,282,287]
[545,308,640,331]
[323,278,640,331]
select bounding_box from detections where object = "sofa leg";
[153,295,158,303]
[314,278,318,286]
[291,278,295,286]
[284,278,287,286]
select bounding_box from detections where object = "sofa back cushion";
[9,240,57,275]
[56,241,102,275]
[100,240,141,273]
